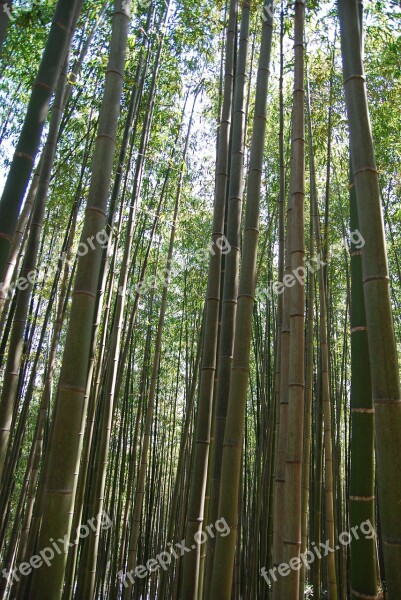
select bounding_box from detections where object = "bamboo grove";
[0,0,400,598]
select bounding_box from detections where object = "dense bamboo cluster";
[0,0,400,599]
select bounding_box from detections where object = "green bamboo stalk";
[0,163,39,318]
[0,0,81,282]
[271,5,287,596]
[307,86,338,600]
[122,91,196,599]
[281,2,306,597]
[205,0,250,584]
[338,1,401,597]
[347,6,377,599]
[28,3,132,597]
[349,164,377,599]
[158,327,202,599]
[180,0,237,593]
[0,7,84,479]
[299,154,315,599]
[209,3,274,597]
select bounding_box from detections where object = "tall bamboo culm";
[29,3,132,597]
[205,0,251,586]
[280,2,306,597]
[347,4,377,599]
[209,2,275,597]
[0,0,81,281]
[180,0,238,594]
[338,1,401,597]
[307,87,338,600]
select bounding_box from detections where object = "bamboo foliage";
[0,2,400,599]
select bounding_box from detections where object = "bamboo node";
[374,398,401,406]
[383,536,401,545]
[0,232,13,242]
[363,275,389,284]
[283,539,301,546]
[96,133,116,144]
[114,10,130,19]
[106,68,125,79]
[187,518,204,524]
[349,495,375,501]
[53,20,68,32]
[351,408,374,414]
[349,590,378,600]
[232,365,249,373]
[223,440,242,448]
[59,383,87,394]
[353,166,378,177]
[350,326,367,333]
[343,74,366,85]
[46,488,73,495]
[33,81,52,92]
[14,151,34,162]
[73,290,97,299]
[85,206,107,218]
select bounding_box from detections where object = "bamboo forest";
[1,0,401,598]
